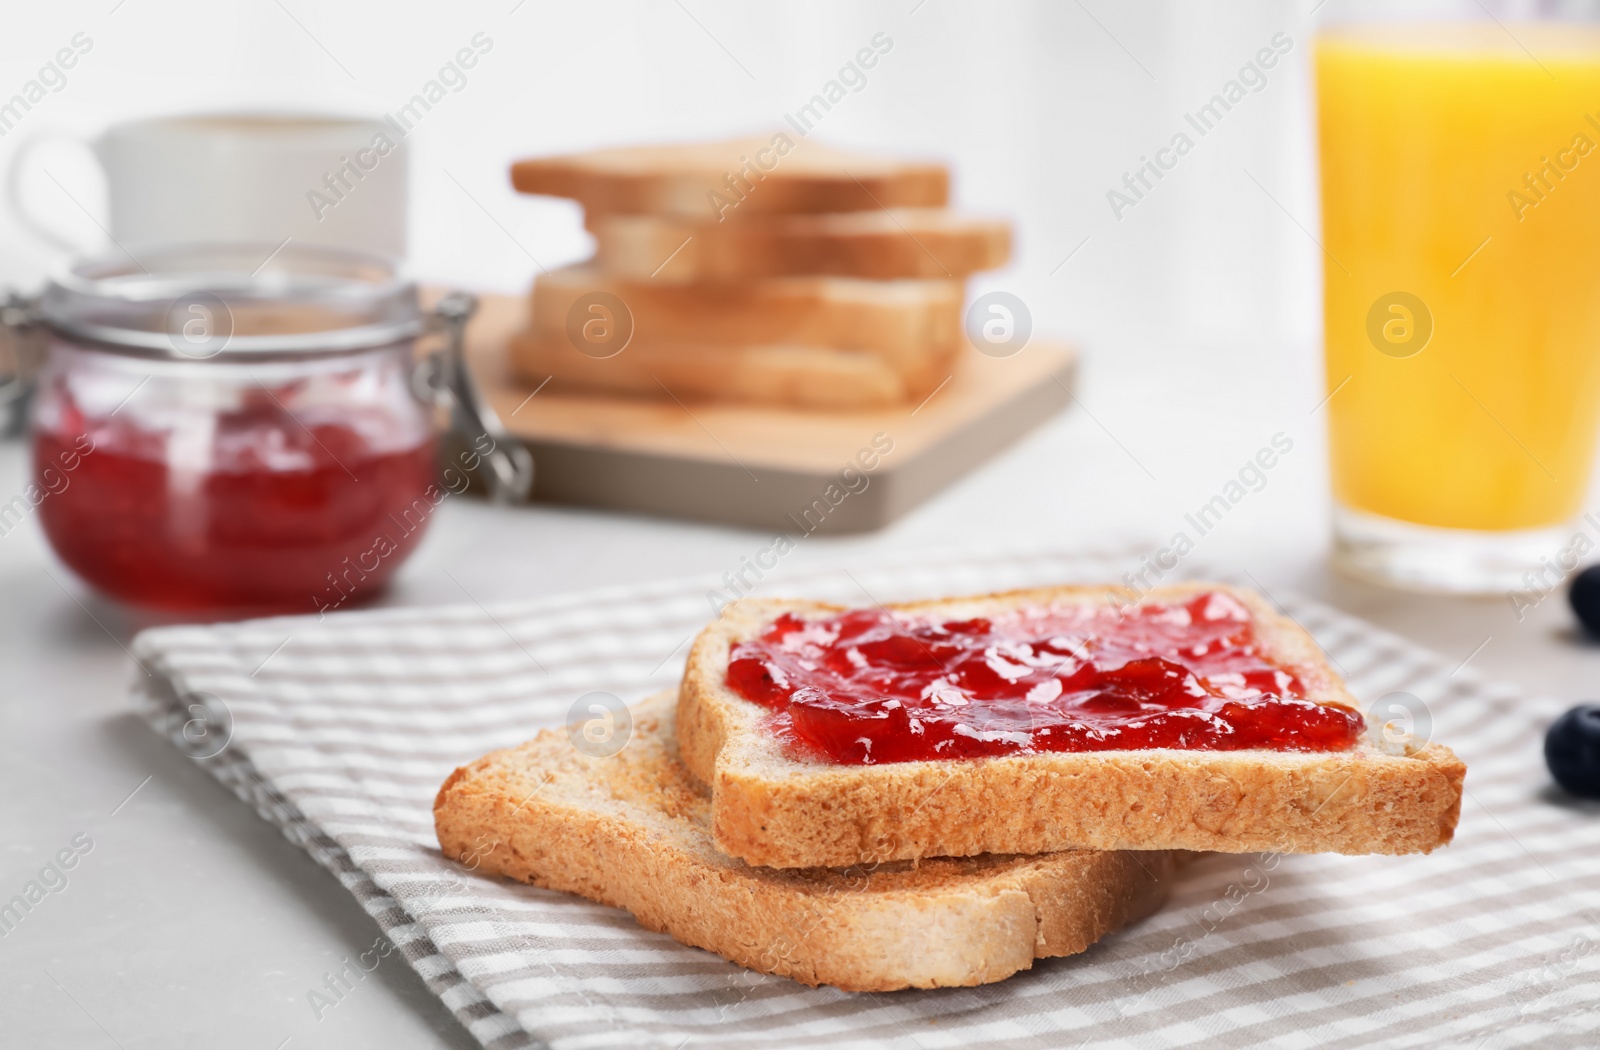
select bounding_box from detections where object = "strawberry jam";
[725,592,1366,764]
[32,376,437,614]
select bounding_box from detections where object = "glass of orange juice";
[1317,22,1600,591]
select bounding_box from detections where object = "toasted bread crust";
[528,265,963,388]
[588,209,1012,282]
[679,583,1467,868]
[433,693,1174,992]
[509,137,949,217]
[506,328,922,409]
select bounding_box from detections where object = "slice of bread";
[510,136,948,218]
[678,583,1467,869]
[433,692,1176,992]
[528,265,963,394]
[507,328,924,409]
[588,208,1012,282]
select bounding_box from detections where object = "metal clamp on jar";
[2,242,532,614]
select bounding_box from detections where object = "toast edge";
[678,584,1468,868]
[433,699,1177,992]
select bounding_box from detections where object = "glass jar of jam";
[13,243,529,615]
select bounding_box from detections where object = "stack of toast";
[435,583,1466,992]
[504,137,1012,410]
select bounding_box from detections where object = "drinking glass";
[1318,22,1600,591]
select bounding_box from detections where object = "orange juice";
[1318,25,1600,534]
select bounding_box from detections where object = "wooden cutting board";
[463,292,1076,534]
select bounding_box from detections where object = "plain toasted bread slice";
[507,328,924,409]
[510,136,948,218]
[433,692,1176,992]
[588,208,1012,282]
[528,264,962,392]
[531,263,965,361]
[678,583,1467,869]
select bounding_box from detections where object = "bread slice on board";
[507,328,927,409]
[588,208,1012,282]
[528,264,963,396]
[510,136,948,218]
[433,692,1176,992]
[678,583,1467,869]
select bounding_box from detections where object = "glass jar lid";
[38,242,423,360]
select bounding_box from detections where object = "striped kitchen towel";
[129,543,1600,1050]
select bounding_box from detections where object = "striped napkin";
[128,545,1600,1049]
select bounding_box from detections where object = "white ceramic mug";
[6,112,408,257]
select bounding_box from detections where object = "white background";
[0,0,1352,581]
[0,1,1327,341]
[3,3,1600,1048]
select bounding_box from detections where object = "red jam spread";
[726,592,1365,764]
[33,389,436,614]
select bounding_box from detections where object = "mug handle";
[4,130,100,253]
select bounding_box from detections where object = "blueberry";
[1545,704,1600,800]
[1568,565,1600,636]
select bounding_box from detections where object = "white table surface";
[3,332,1596,1049]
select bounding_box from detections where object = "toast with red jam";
[677,583,1466,869]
